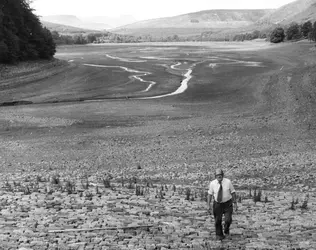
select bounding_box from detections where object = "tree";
[38,27,56,59]
[270,27,285,43]
[0,40,9,62]
[252,30,260,40]
[0,0,56,63]
[172,34,180,41]
[312,21,316,42]
[286,22,302,40]
[301,21,312,38]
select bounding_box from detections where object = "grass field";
[1,41,316,249]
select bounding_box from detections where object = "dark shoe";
[224,229,230,236]
[216,235,225,241]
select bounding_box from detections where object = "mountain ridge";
[257,0,316,25]
[41,20,99,34]
[40,14,137,30]
[40,0,316,39]
[113,9,274,30]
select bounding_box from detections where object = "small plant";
[57,182,63,191]
[264,196,269,203]
[127,179,134,189]
[24,185,31,195]
[4,179,12,192]
[253,189,262,203]
[185,188,191,201]
[249,188,252,197]
[132,176,137,184]
[178,187,183,195]
[36,175,45,183]
[238,195,242,203]
[301,194,309,210]
[199,189,206,201]
[13,181,21,187]
[95,185,100,195]
[135,185,144,196]
[101,177,111,188]
[158,189,164,199]
[85,191,93,200]
[44,186,53,194]
[290,197,296,210]
[64,180,75,194]
[191,192,195,201]
[51,175,60,185]
[81,179,89,190]
[31,182,40,193]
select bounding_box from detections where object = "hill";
[41,21,99,35]
[112,9,273,37]
[40,15,138,30]
[200,0,316,40]
[257,0,316,25]
[40,15,111,31]
[81,15,138,29]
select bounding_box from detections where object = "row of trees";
[270,21,316,43]
[0,0,56,63]
[232,30,267,41]
[50,31,185,45]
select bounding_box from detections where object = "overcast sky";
[31,0,296,20]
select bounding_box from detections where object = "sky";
[30,0,296,20]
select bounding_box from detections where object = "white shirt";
[208,177,235,203]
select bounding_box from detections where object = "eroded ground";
[1,41,316,249]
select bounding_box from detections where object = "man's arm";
[207,193,212,208]
[232,192,237,203]
[207,182,213,211]
[231,192,238,211]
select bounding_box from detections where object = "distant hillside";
[41,21,98,35]
[112,9,273,37]
[200,0,316,41]
[40,15,137,30]
[257,0,316,25]
[41,15,111,31]
[81,15,138,29]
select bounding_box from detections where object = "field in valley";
[1,41,316,249]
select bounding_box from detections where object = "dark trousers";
[213,199,233,236]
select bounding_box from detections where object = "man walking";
[207,168,237,240]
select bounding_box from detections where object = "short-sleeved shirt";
[208,177,235,203]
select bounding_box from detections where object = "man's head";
[215,168,224,182]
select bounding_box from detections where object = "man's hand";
[234,202,238,212]
[208,205,213,215]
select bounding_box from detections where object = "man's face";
[216,174,223,182]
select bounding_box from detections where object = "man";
[207,168,237,240]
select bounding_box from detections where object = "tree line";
[51,31,141,45]
[270,21,316,43]
[0,0,56,64]
[50,31,184,45]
